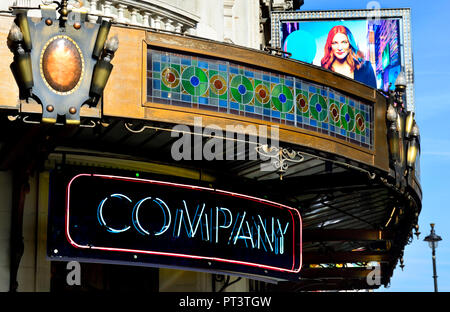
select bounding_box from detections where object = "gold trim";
[39,35,85,96]
[66,119,81,125]
[42,117,57,123]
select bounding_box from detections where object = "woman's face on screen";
[331,32,350,60]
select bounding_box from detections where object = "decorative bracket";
[8,0,118,125]
[255,144,304,180]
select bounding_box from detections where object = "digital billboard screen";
[271,9,414,110]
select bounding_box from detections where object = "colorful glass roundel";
[255,83,270,105]
[271,84,293,112]
[231,75,254,104]
[296,93,308,114]
[209,74,227,96]
[181,66,208,96]
[329,102,340,124]
[340,104,355,131]
[355,113,366,133]
[309,94,327,121]
[161,67,180,88]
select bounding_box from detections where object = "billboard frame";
[271,8,414,111]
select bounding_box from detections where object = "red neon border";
[65,173,302,274]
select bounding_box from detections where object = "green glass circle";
[309,94,327,121]
[340,104,355,131]
[230,75,254,104]
[181,66,208,96]
[271,84,293,112]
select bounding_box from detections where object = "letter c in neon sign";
[97,194,171,236]
[97,194,132,233]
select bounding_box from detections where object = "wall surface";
[1,0,264,49]
[0,171,51,292]
[0,15,19,109]
[0,171,12,292]
[16,174,38,291]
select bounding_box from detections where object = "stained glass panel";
[147,48,373,149]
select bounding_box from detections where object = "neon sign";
[49,171,302,279]
[96,194,291,255]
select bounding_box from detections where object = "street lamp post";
[423,223,442,292]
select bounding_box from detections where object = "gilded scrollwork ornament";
[255,145,305,179]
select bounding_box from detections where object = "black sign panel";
[48,169,302,280]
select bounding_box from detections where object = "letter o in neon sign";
[97,194,172,236]
[132,197,171,236]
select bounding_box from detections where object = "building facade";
[0,0,421,292]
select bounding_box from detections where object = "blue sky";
[301,0,450,292]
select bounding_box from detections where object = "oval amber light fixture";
[41,36,83,94]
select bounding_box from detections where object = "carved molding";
[82,0,199,33]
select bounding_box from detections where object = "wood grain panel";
[142,104,384,170]
[102,26,146,119]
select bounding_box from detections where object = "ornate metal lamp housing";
[8,1,118,125]
[384,71,420,189]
